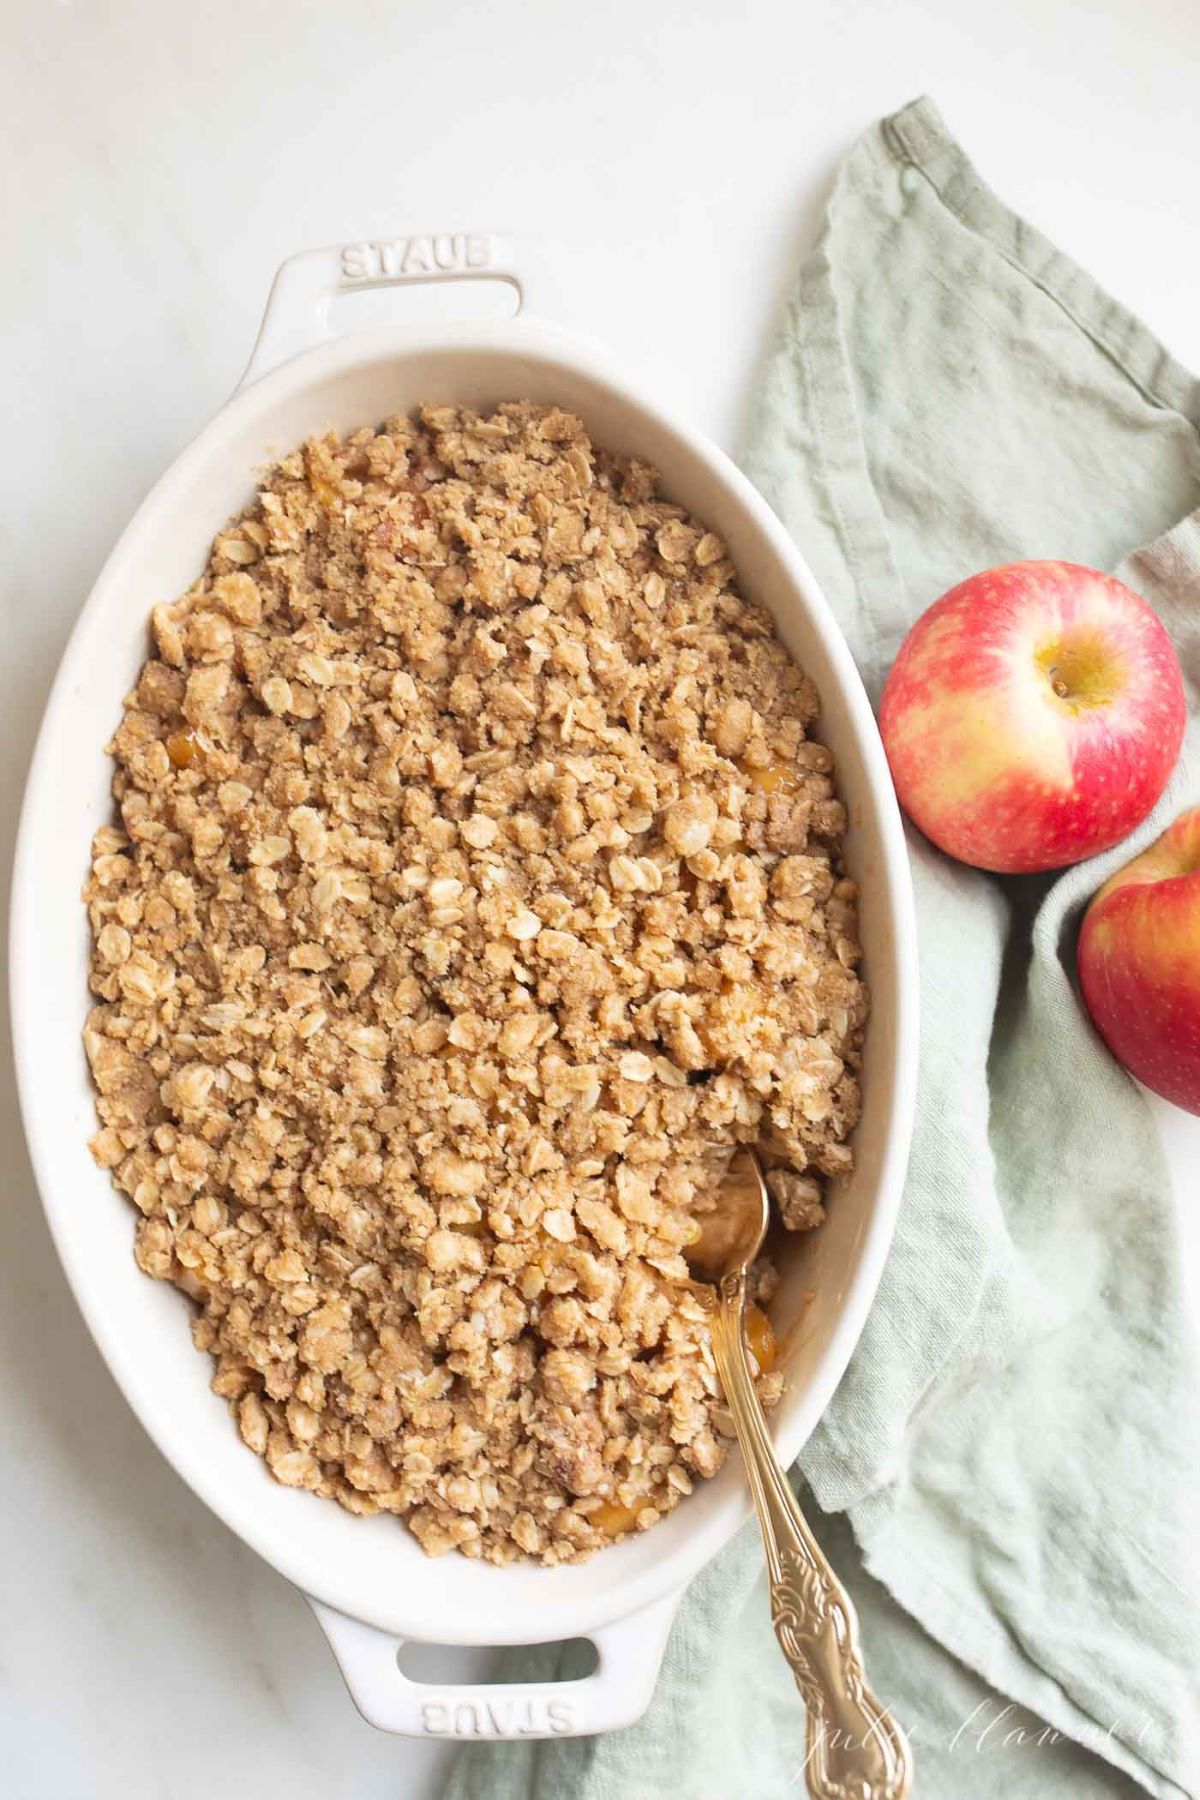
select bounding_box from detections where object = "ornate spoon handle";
[709,1271,913,1800]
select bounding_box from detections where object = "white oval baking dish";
[10,236,918,1741]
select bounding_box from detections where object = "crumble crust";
[84,403,866,1563]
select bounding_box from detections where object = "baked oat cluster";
[84,402,867,1564]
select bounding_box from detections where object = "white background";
[2,2,1198,1796]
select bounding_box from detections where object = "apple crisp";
[83,402,866,1564]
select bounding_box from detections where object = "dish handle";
[239,231,561,389]
[308,1588,682,1739]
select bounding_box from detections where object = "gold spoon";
[687,1147,913,1800]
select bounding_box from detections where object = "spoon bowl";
[685,1147,770,1287]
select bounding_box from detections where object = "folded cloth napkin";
[444,98,1200,1800]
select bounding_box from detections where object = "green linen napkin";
[445,98,1200,1800]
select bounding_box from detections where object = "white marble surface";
[3,2,1199,1794]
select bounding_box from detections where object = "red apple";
[879,561,1185,873]
[1078,809,1200,1114]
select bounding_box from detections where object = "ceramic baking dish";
[10,235,918,1740]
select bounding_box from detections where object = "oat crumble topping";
[83,402,867,1564]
